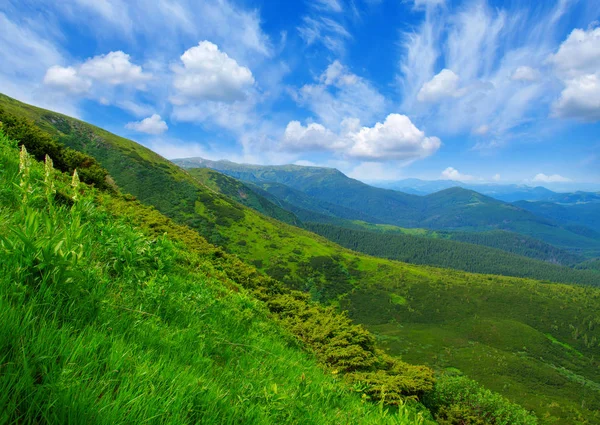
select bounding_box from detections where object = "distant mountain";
[173,157,600,254]
[371,178,600,203]
[514,200,600,233]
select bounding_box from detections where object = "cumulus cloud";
[511,66,540,82]
[533,173,571,183]
[348,114,441,160]
[552,74,600,121]
[440,167,474,181]
[43,65,91,94]
[492,173,501,181]
[171,41,254,104]
[43,51,151,95]
[282,121,341,152]
[549,27,600,121]
[281,114,441,162]
[417,69,463,102]
[78,51,151,87]
[547,27,600,79]
[125,114,168,135]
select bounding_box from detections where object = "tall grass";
[0,131,428,424]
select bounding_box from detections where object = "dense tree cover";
[576,258,600,273]
[442,230,585,265]
[2,93,599,424]
[305,223,600,286]
[515,200,600,233]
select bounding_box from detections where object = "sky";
[1,0,600,187]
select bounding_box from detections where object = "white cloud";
[171,41,254,104]
[441,167,474,181]
[348,114,441,161]
[281,114,441,162]
[511,66,540,82]
[43,65,91,95]
[298,16,351,53]
[492,173,501,181]
[281,121,342,152]
[398,1,573,143]
[533,173,571,183]
[552,74,600,121]
[417,69,463,102]
[43,51,151,96]
[125,114,168,135]
[293,61,386,130]
[549,27,600,121]
[0,12,79,117]
[547,27,600,79]
[78,51,151,87]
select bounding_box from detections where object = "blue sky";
[1,0,599,187]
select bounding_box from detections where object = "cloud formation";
[549,27,600,121]
[533,173,571,183]
[440,167,474,181]
[171,41,255,104]
[43,51,151,95]
[281,114,441,162]
[125,114,168,135]
[417,69,463,102]
[293,61,386,130]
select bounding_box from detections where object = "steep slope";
[186,167,301,226]
[0,132,433,424]
[2,94,600,424]
[174,157,600,253]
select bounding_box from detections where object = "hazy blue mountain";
[370,178,600,203]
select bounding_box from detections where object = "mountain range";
[173,157,600,256]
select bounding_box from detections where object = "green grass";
[0,132,431,424]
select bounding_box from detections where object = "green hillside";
[0,134,450,424]
[186,167,301,226]
[2,93,600,423]
[305,223,599,286]
[174,158,600,254]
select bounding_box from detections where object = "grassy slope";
[0,133,435,424]
[304,223,599,286]
[2,93,600,424]
[186,167,301,227]
[173,158,600,254]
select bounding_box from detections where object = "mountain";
[174,157,600,254]
[372,178,600,203]
[3,93,600,423]
[515,200,600,233]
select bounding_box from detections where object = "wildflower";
[72,169,80,201]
